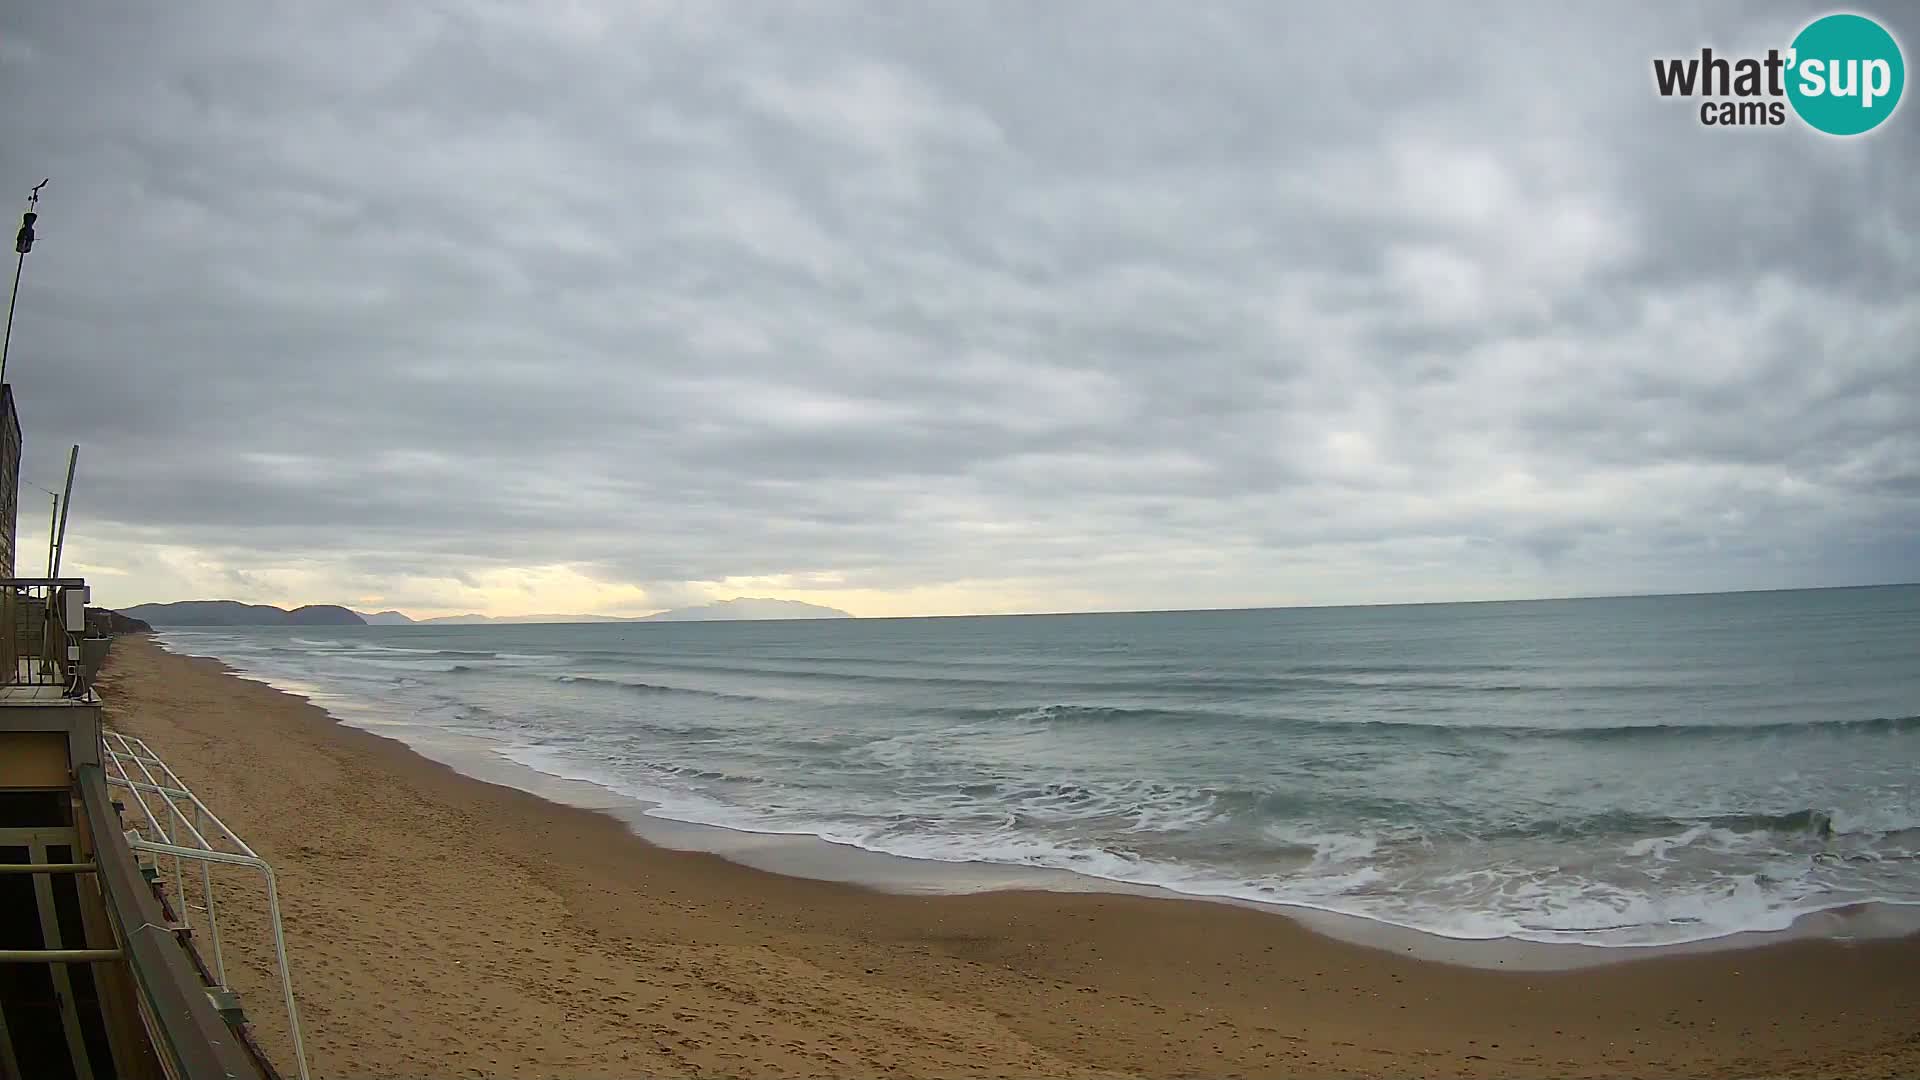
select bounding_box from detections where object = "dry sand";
[97,636,1919,1079]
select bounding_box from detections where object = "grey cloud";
[0,0,1914,614]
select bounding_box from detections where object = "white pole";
[196,802,225,986]
[50,444,77,578]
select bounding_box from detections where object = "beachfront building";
[0,383,291,1077]
[0,386,18,577]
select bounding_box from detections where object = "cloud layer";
[1,1,1914,616]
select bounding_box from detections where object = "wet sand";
[99,636,1920,1078]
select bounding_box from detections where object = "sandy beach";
[95,636,1919,1079]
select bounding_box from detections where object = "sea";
[152,585,1920,949]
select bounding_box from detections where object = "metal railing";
[0,862,113,961]
[101,729,311,1080]
[76,767,267,1080]
[0,576,92,694]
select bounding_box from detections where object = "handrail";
[101,730,309,1080]
[76,765,265,1079]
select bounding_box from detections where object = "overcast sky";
[0,2,1914,618]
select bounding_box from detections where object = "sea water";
[154,585,1919,947]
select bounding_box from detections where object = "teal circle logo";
[1786,13,1905,135]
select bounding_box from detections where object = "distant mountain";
[407,599,854,625]
[121,601,367,627]
[641,598,853,622]
[358,610,416,625]
[417,613,643,625]
[286,605,365,625]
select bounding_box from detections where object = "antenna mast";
[51,445,77,579]
[1,179,49,387]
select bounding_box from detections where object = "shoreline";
[406,731,1920,973]
[152,632,1920,970]
[100,635,1920,1078]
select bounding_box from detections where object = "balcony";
[1,573,283,1080]
[0,578,102,707]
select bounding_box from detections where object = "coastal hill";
[119,600,367,626]
[364,598,855,625]
[85,607,154,635]
[407,613,637,625]
[122,597,853,627]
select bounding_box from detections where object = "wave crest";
[1005,704,1920,740]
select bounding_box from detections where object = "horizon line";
[112,579,1917,625]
